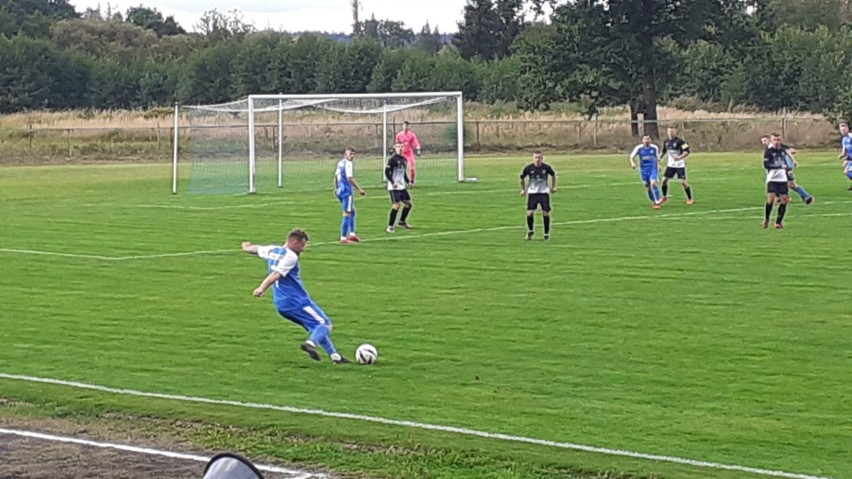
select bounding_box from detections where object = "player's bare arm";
[840,145,848,160]
[241,242,259,255]
[253,271,282,297]
[348,176,366,196]
[551,176,558,193]
[519,178,527,196]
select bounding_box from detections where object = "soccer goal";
[172,92,465,194]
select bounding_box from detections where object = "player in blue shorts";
[334,147,366,244]
[760,135,814,204]
[837,121,852,190]
[629,135,663,209]
[241,229,350,364]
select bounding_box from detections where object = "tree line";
[1,0,850,132]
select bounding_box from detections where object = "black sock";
[777,203,787,224]
[526,215,534,232]
[544,216,551,234]
[765,202,773,221]
[662,183,669,197]
[400,206,411,224]
[389,208,399,227]
[684,186,693,200]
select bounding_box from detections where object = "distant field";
[0,152,849,479]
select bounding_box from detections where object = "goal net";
[173,92,465,194]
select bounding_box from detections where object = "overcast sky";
[69,0,469,34]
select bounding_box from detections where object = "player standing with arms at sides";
[241,229,350,364]
[520,151,557,241]
[763,134,791,229]
[385,142,414,233]
[629,135,663,209]
[334,147,366,244]
[395,121,421,187]
[838,121,852,190]
[660,126,694,205]
[760,135,814,204]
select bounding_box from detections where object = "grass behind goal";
[0,152,849,479]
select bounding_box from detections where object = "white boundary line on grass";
[0,427,322,479]
[0,373,832,479]
[1,201,849,261]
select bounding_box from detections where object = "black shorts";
[663,167,687,179]
[767,182,789,195]
[388,189,411,203]
[526,193,551,212]
[786,170,796,181]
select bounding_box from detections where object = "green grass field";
[0,152,850,479]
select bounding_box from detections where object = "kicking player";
[334,147,366,244]
[760,135,814,205]
[394,121,422,186]
[629,135,663,209]
[763,134,791,229]
[660,126,694,205]
[385,142,414,233]
[520,151,557,240]
[242,229,350,364]
[838,121,852,190]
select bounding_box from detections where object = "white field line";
[0,427,322,479]
[0,373,832,479]
[79,177,741,210]
[2,201,849,261]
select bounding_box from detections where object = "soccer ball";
[355,344,378,364]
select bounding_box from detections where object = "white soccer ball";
[355,344,378,365]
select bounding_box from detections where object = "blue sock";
[340,216,348,238]
[350,211,356,234]
[318,336,337,355]
[795,186,811,200]
[647,189,655,202]
[309,325,336,355]
[652,186,661,202]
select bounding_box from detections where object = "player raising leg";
[242,229,350,364]
[629,136,663,209]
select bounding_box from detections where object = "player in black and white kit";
[385,142,413,233]
[520,151,557,241]
[660,126,695,205]
[763,133,790,230]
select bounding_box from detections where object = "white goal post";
[172,91,466,194]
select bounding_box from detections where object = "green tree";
[476,56,521,104]
[125,5,185,36]
[521,0,755,138]
[179,44,237,103]
[0,0,78,37]
[414,22,443,53]
[50,18,158,63]
[360,14,414,48]
[367,48,412,93]
[0,34,88,112]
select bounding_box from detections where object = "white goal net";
[172,92,465,194]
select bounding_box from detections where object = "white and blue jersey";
[842,133,852,161]
[257,245,332,330]
[630,144,660,182]
[335,158,355,211]
[335,158,354,198]
[841,134,852,177]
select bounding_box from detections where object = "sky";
[69,0,469,34]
